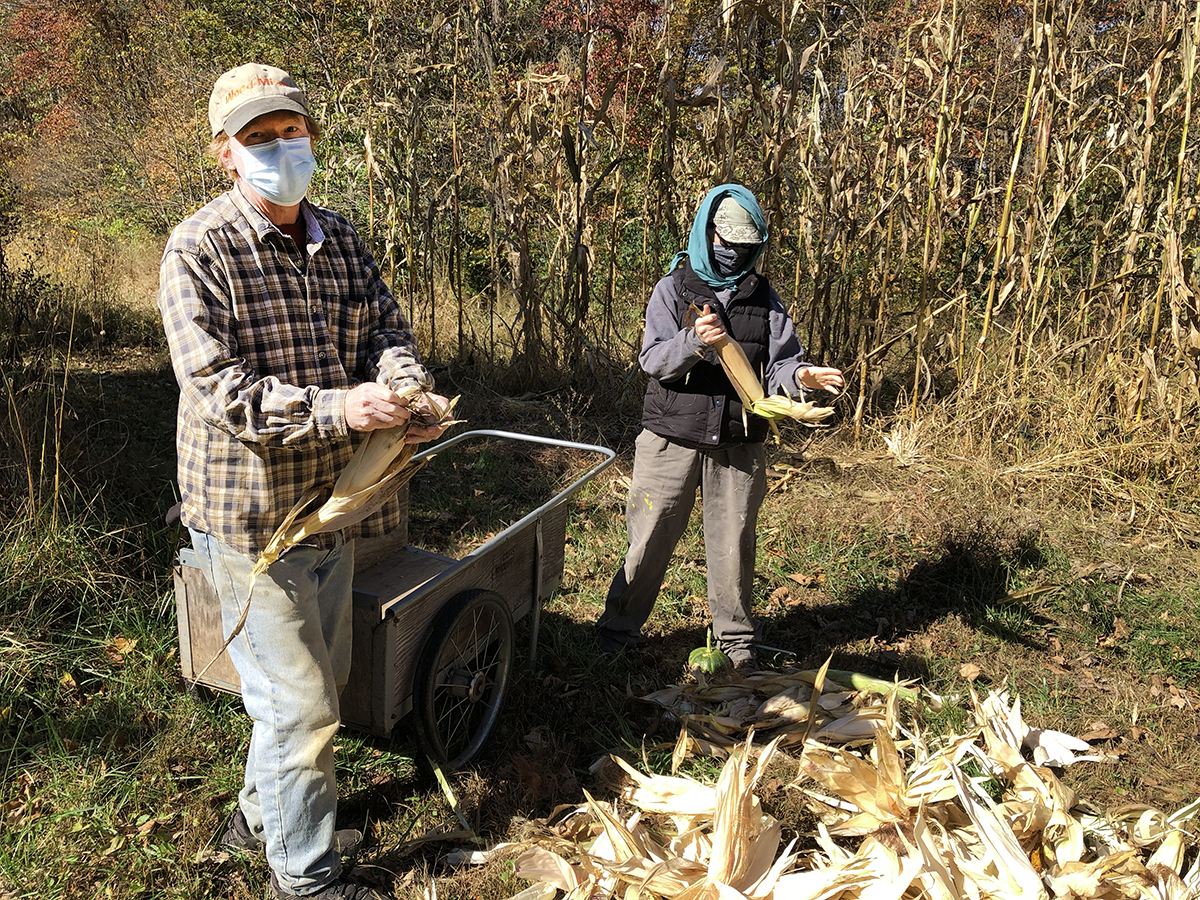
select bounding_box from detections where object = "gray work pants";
[597,429,766,660]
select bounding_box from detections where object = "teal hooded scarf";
[667,183,770,290]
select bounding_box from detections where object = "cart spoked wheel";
[414,589,515,769]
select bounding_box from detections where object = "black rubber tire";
[413,589,515,769]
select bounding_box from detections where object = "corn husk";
[194,388,459,681]
[639,665,927,756]
[711,336,835,429]
[479,680,1200,900]
[251,388,459,580]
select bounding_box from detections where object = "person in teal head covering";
[596,184,843,670]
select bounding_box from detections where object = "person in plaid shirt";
[158,63,447,900]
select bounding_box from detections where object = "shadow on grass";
[759,526,1055,678]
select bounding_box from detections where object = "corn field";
[281,0,1193,456]
[3,0,1200,514]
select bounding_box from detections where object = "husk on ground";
[470,678,1200,900]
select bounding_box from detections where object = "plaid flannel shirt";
[158,183,431,557]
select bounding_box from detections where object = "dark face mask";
[712,242,757,276]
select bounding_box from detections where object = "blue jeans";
[189,529,355,895]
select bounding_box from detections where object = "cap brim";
[219,97,310,138]
[715,224,765,244]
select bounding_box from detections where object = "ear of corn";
[192,388,460,683]
[252,390,458,575]
[711,336,834,427]
[250,390,459,582]
[711,336,765,406]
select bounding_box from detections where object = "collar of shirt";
[230,182,326,251]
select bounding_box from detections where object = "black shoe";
[595,627,634,656]
[221,809,362,856]
[219,809,264,853]
[726,650,758,675]
[732,656,759,675]
[269,872,391,899]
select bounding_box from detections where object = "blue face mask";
[232,136,316,205]
[712,242,757,276]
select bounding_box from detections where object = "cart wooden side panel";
[174,563,241,693]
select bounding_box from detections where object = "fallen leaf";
[787,572,824,588]
[109,636,137,656]
[959,662,982,682]
[525,728,551,751]
[1079,724,1119,742]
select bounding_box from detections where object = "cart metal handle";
[407,430,616,670]
[409,429,616,570]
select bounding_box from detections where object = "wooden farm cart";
[173,429,615,768]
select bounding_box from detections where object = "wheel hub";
[467,670,489,703]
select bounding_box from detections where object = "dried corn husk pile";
[640,667,924,762]
[480,682,1200,900]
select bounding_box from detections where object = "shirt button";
[317,350,327,360]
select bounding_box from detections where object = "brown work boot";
[218,809,264,853]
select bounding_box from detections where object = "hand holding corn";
[693,304,726,345]
[686,300,835,427]
[345,383,453,444]
[404,391,454,444]
[345,382,412,432]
